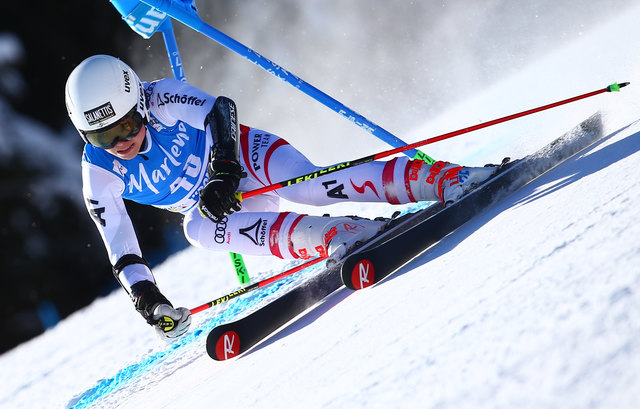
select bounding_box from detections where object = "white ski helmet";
[65,55,147,145]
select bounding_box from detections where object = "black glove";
[198,159,244,222]
[130,280,172,324]
[130,280,192,339]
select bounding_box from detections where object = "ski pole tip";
[607,82,630,92]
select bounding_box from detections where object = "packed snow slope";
[2,2,640,408]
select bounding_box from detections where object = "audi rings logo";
[214,217,228,244]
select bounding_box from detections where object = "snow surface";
[2,2,640,408]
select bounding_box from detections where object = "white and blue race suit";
[82,78,427,291]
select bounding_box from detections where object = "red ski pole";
[190,255,327,315]
[237,82,629,201]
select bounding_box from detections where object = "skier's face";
[105,125,146,160]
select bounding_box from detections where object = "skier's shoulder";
[145,78,215,129]
[144,77,180,97]
[81,146,125,196]
[82,144,127,180]
[144,78,180,127]
[81,142,108,165]
[144,77,210,102]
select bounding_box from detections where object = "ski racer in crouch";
[65,55,497,339]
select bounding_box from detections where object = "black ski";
[340,113,604,289]
[206,113,603,360]
[204,202,447,360]
[206,263,343,360]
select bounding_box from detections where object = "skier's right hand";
[130,280,192,340]
[151,304,192,340]
[198,159,244,222]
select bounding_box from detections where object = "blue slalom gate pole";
[110,0,185,81]
[134,0,432,162]
[159,20,186,81]
[110,0,252,285]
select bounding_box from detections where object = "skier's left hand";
[199,159,243,222]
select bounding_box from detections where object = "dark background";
[1,1,186,352]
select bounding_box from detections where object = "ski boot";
[290,215,386,260]
[408,160,498,205]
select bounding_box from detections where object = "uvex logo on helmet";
[122,70,131,93]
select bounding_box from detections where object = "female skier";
[65,55,496,339]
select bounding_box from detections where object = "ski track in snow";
[2,2,640,409]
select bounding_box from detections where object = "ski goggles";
[82,107,144,149]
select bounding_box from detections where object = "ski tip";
[206,329,241,361]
